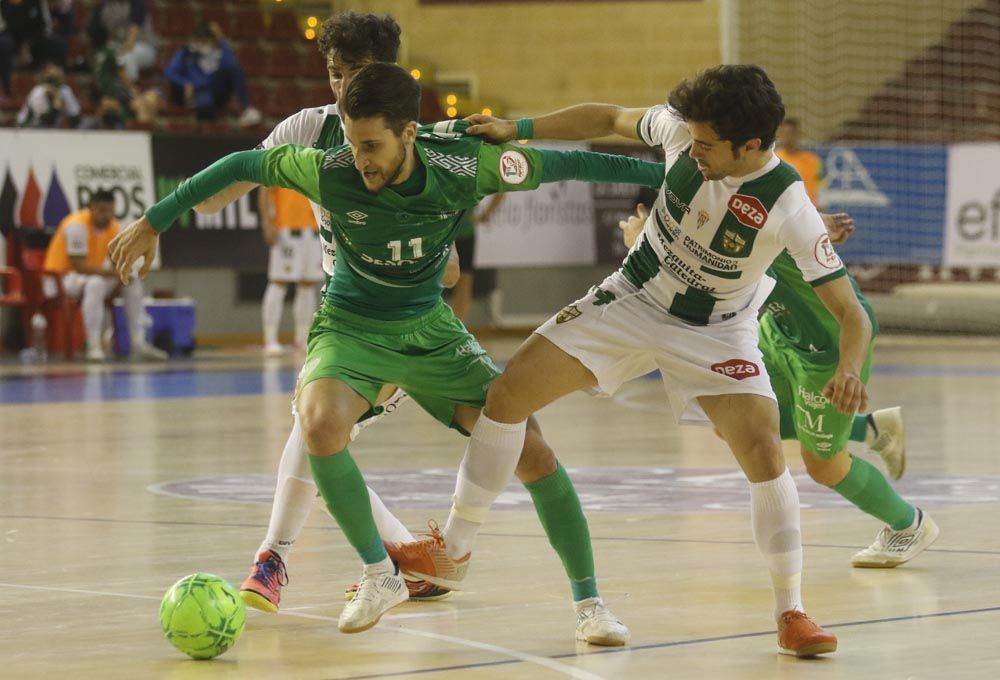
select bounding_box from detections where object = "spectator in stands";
[87,0,155,83]
[48,0,72,40]
[164,21,261,127]
[92,20,156,125]
[776,117,823,207]
[79,94,124,129]
[42,190,166,361]
[0,0,68,104]
[16,62,79,126]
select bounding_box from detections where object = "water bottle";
[31,313,48,362]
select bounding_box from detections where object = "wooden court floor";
[2,336,999,679]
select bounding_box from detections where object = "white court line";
[0,582,608,680]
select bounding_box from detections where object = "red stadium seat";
[159,11,196,38]
[230,8,266,42]
[236,44,267,79]
[266,46,302,79]
[267,10,301,41]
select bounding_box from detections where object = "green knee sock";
[309,449,387,564]
[849,414,870,443]
[832,455,915,530]
[524,463,598,602]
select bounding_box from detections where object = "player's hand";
[822,212,855,245]
[441,243,461,288]
[822,369,868,415]
[109,216,158,284]
[619,203,648,247]
[464,114,518,143]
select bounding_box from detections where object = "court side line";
[5,513,1000,556]
[0,582,607,680]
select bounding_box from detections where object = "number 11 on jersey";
[387,238,423,261]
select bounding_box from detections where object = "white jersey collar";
[721,152,779,188]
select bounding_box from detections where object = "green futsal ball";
[159,573,246,659]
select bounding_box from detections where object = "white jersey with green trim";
[626,105,845,326]
[260,104,343,276]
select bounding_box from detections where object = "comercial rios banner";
[943,143,1000,267]
[151,134,268,269]
[0,128,155,230]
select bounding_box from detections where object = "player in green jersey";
[619,206,938,568]
[109,63,663,639]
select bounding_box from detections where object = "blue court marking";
[0,367,299,405]
[3,360,998,406]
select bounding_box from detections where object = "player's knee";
[484,373,530,422]
[802,449,850,487]
[734,432,785,479]
[296,399,352,455]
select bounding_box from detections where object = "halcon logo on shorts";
[727,194,768,229]
[797,385,830,409]
[710,359,760,379]
[499,150,529,185]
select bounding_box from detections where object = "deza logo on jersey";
[711,359,760,380]
[727,194,767,229]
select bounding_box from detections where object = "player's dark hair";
[317,12,401,65]
[340,63,420,136]
[90,189,115,204]
[668,64,785,153]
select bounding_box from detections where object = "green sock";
[524,462,598,602]
[832,455,916,530]
[849,414,870,443]
[308,449,387,564]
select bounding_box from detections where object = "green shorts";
[298,299,500,429]
[759,315,874,459]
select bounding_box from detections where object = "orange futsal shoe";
[239,550,288,613]
[384,522,471,590]
[777,610,838,657]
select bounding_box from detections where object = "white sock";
[262,282,286,346]
[293,283,318,346]
[256,416,315,564]
[81,276,107,344]
[749,468,804,621]
[368,486,414,544]
[442,414,525,559]
[363,555,395,576]
[122,278,146,347]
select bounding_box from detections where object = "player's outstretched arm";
[109,216,158,284]
[466,104,648,143]
[814,276,872,415]
[193,182,260,215]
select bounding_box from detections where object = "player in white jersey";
[191,13,456,611]
[426,64,874,657]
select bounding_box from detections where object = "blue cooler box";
[112,298,196,356]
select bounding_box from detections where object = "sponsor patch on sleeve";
[499,149,529,185]
[814,234,843,269]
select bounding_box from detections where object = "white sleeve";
[17,86,48,125]
[636,105,691,155]
[781,204,845,284]
[63,222,90,258]
[62,86,81,118]
[259,106,330,149]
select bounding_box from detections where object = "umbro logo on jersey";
[727,194,767,229]
[346,210,368,225]
[710,359,760,380]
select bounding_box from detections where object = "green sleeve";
[145,144,324,233]
[474,142,663,196]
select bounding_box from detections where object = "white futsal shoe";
[338,564,409,633]
[574,597,630,646]
[852,508,939,568]
[868,407,906,480]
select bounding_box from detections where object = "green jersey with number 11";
[147,119,663,320]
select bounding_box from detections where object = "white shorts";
[268,229,324,283]
[536,272,776,425]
